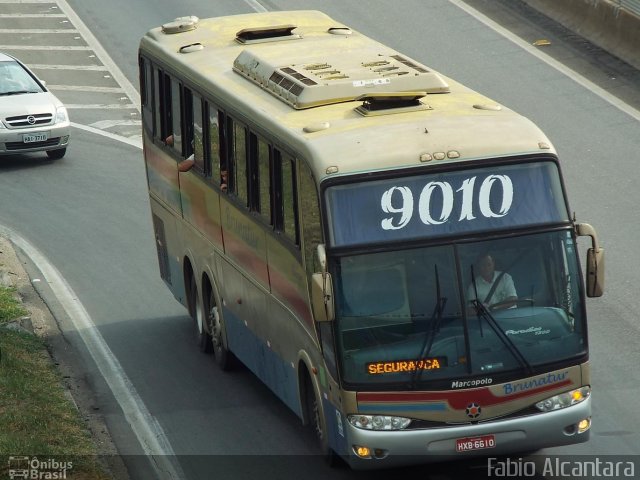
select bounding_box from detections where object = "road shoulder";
[0,235,130,480]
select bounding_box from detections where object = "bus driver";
[467,253,518,310]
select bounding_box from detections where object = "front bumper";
[0,122,70,155]
[344,396,591,469]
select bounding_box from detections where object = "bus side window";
[224,115,234,193]
[139,56,154,135]
[247,132,272,223]
[298,160,322,274]
[207,105,222,188]
[183,88,206,173]
[154,69,170,143]
[257,137,271,223]
[170,79,182,155]
[273,149,299,245]
[231,119,248,205]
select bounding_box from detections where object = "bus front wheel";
[305,375,338,466]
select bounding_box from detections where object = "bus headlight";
[348,414,411,430]
[535,386,590,412]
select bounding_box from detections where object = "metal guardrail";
[616,0,640,16]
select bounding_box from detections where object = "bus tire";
[208,290,233,371]
[189,274,212,353]
[304,374,338,467]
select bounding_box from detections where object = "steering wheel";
[489,298,534,311]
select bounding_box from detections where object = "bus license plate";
[23,133,48,143]
[455,434,496,452]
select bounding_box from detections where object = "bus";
[138,10,604,468]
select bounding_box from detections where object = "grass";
[0,286,111,479]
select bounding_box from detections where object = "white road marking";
[56,0,141,112]
[243,0,268,13]
[89,119,141,129]
[65,103,137,109]
[49,85,124,93]
[0,29,77,33]
[0,226,182,480]
[71,122,142,149]
[0,14,66,18]
[0,44,91,50]
[452,0,640,123]
[28,65,108,71]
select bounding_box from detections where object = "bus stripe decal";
[357,379,573,410]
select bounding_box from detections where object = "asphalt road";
[1,0,639,479]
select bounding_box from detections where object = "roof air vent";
[162,16,199,34]
[328,27,352,36]
[179,43,204,54]
[235,25,301,44]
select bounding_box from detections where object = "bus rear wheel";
[208,291,233,370]
[189,275,212,353]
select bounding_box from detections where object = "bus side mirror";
[575,223,605,298]
[311,273,335,322]
[585,248,604,298]
[311,244,335,322]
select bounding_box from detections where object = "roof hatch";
[233,50,450,109]
[355,92,432,116]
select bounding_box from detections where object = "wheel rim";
[312,394,324,442]
[210,304,222,351]
[194,285,204,334]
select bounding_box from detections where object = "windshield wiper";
[409,265,447,390]
[0,90,34,96]
[471,298,534,375]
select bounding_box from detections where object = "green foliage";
[0,290,110,478]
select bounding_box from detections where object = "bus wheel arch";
[298,358,337,465]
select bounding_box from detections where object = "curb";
[0,235,128,480]
[523,0,640,70]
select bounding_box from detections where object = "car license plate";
[455,434,496,452]
[23,132,48,143]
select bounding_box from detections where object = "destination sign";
[326,161,568,247]
[367,357,447,375]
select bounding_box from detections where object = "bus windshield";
[333,231,587,387]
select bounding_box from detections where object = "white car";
[0,52,70,159]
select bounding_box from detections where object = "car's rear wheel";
[46,148,66,160]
